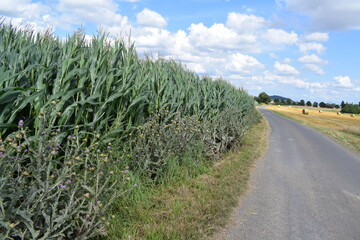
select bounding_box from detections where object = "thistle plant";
[129,111,203,180]
[0,113,129,239]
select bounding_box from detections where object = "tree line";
[255,92,360,114]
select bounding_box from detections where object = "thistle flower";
[66,179,72,184]
[58,184,67,189]
[18,120,24,127]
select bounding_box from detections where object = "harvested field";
[266,105,360,154]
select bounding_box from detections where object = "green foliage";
[313,101,318,107]
[306,101,312,107]
[255,92,271,104]
[274,98,279,103]
[126,111,203,180]
[341,103,360,114]
[0,115,128,239]
[0,24,258,144]
[319,102,326,108]
[0,22,261,239]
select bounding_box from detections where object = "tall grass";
[0,22,261,238]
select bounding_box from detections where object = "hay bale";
[319,110,322,113]
[351,114,355,117]
[288,106,292,108]
[337,112,341,115]
[277,105,280,108]
[302,109,309,115]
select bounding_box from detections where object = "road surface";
[224,108,360,240]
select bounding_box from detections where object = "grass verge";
[267,106,360,155]
[105,118,268,240]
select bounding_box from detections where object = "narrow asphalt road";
[224,108,360,240]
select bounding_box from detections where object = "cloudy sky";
[1,0,360,103]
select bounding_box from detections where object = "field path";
[223,108,360,240]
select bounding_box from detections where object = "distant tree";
[313,101,318,107]
[306,101,312,107]
[319,102,326,108]
[286,99,292,105]
[300,99,305,106]
[280,99,286,104]
[335,104,340,109]
[257,92,271,104]
[341,104,360,114]
[341,100,345,108]
[274,98,280,103]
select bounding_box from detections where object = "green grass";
[105,118,268,240]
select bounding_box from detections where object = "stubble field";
[266,105,360,154]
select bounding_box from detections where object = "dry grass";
[266,106,360,154]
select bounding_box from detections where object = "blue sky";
[1,0,360,104]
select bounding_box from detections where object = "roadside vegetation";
[0,22,262,239]
[266,106,360,155]
[106,118,268,239]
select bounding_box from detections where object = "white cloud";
[225,53,263,74]
[303,64,325,75]
[304,32,329,42]
[136,8,167,28]
[263,29,298,45]
[334,75,353,87]
[0,0,48,18]
[298,54,327,75]
[226,12,266,33]
[56,0,125,26]
[274,61,300,75]
[298,42,325,54]
[280,0,360,31]
[284,58,292,63]
[298,54,327,64]
[188,23,257,52]
[269,53,278,59]
[0,0,51,31]
[263,71,325,89]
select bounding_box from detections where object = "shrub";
[126,111,203,180]
[341,104,360,114]
[0,114,129,239]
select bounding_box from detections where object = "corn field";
[0,23,259,145]
[0,22,260,239]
